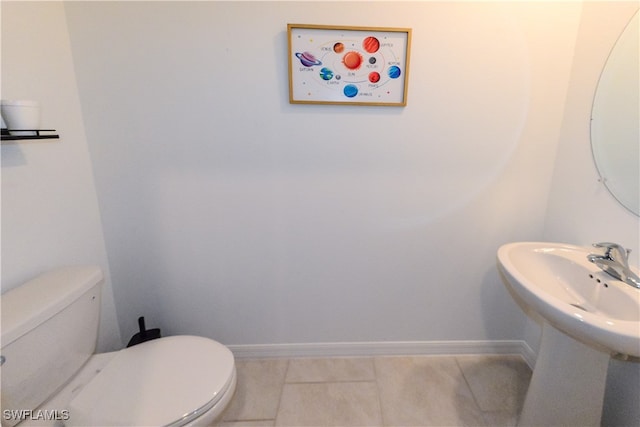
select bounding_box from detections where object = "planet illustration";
[296,51,322,67]
[368,72,380,83]
[333,42,344,53]
[319,67,334,81]
[369,57,377,65]
[342,51,363,70]
[388,65,402,79]
[363,36,380,53]
[343,84,358,98]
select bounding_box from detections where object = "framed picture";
[287,24,412,106]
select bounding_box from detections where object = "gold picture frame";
[288,24,412,106]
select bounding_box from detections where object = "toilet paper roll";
[1,100,40,136]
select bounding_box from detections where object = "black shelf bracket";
[1,128,60,142]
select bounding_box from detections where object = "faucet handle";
[593,242,619,248]
[592,242,630,262]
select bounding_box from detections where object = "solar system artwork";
[288,24,412,106]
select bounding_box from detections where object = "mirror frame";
[590,10,640,216]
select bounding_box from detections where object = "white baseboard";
[229,340,537,369]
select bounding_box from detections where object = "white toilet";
[0,266,237,427]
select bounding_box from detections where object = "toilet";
[0,266,236,427]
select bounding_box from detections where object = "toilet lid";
[68,335,235,427]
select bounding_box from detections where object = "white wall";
[545,2,639,265]
[1,2,122,352]
[543,3,640,425]
[64,1,582,346]
[2,1,637,420]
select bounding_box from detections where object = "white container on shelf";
[1,100,40,136]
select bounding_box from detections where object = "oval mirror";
[591,10,639,216]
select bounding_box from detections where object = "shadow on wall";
[481,266,532,341]
[0,145,26,168]
[602,357,640,425]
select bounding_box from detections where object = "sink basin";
[498,242,640,426]
[497,242,640,357]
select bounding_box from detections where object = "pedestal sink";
[497,242,640,427]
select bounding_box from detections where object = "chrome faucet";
[587,242,640,289]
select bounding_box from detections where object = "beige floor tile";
[456,355,531,414]
[217,421,275,427]
[480,410,519,427]
[275,382,382,427]
[223,359,288,422]
[375,356,487,427]
[285,357,376,383]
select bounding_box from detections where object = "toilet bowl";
[0,267,236,427]
[68,336,236,427]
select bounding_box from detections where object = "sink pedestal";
[519,322,610,427]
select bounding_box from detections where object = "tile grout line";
[284,378,377,384]
[272,358,291,427]
[454,356,489,425]
[372,357,388,427]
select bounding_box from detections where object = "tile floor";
[217,354,532,427]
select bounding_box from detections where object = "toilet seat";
[68,335,236,427]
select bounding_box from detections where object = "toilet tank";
[0,266,103,427]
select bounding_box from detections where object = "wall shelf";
[1,128,59,142]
